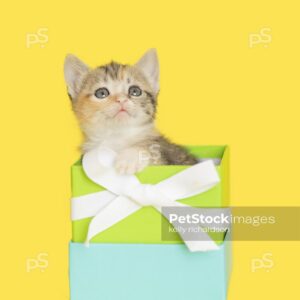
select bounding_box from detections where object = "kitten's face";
[75,63,156,127]
[64,49,159,135]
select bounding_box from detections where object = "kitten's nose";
[115,96,128,104]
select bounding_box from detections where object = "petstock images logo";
[161,207,300,242]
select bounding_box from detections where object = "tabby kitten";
[64,49,197,174]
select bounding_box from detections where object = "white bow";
[71,146,221,252]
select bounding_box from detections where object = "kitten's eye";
[128,86,142,97]
[94,88,110,99]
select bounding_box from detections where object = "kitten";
[64,49,198,174]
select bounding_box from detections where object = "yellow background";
[1,0,299,299]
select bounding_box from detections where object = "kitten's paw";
[115,148,149,175]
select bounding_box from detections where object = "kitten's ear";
[135,49,159,94]
[64,54,89,100]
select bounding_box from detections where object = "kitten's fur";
[64,49,197,174]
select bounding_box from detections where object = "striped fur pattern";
[64,49,197,174]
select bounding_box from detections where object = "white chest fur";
[83,123,155,152]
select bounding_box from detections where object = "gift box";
[71,145,229,244]
[70,231,231,300]
[69,145,231,300]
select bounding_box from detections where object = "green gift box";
[71,145,229,244]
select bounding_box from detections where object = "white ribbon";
[71,146,222,252]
